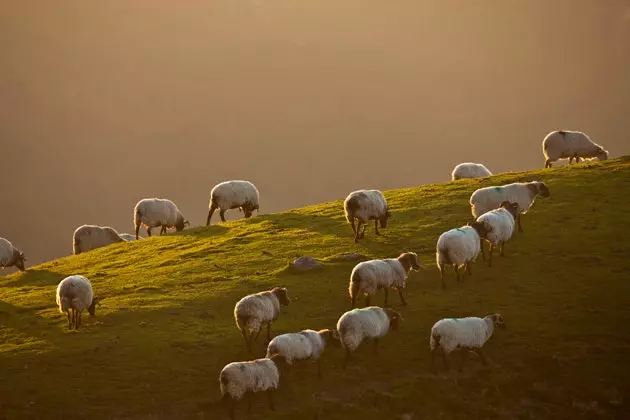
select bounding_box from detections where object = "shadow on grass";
[0,268,67,288]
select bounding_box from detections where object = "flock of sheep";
[0,129,610,419]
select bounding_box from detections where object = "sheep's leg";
[373,338,379,356]
[135,224,141,240]
[488,245,494,267]
[365,295,371,307]
[500,241,505,257]
[241,329,251,352]
[569,156,574,164]
[466,262,473,276]
[438,265,446,288]
[454,265,461,282]
[477,348,488,365]
[159,225,167,235]
[147,227,153,237]
[267,389,276,411]
[219,209,227,222]
[206,204,217,226]
[442,351,450,371]
[252,327,262,345]
[66,310,72,330]
[545,159,552,168]
[480,239,486,260]
[374,220,380,236]
[360,223,367,238]
[398,289,407,306]
[383,288,389,306]
[575,155,581,163]
[459,349,468,373]
[350,217,357,235]
[354,221,362,243]
[266,321,272,342]
[76,310,82,330]
[517,214,523,233]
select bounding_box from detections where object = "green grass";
[2,158,630,420]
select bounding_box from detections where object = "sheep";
[451,162,493,181]
[436,221,489,288]
[118,233,139,241]
[349,252,421,308]
[234,287,290,352]
[430,313,505,373]
[470,181,550,233]
[476,201,519,266]
[55,275,100,330]
[542,130,609,168]
[266,329,340,379]
[344,189,391,243]
[219,354,285,420]
[206,180,260,225]
[0,237,26,271]
[133,198,189,239]
[336,306,403,368]
[72,224,126,255]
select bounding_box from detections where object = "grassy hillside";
[2,158,630,420]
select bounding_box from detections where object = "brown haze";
[1,0,629,265]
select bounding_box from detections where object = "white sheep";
[72,224,126,255]
[234,287,290,352]
[219,354,285,420]
[336,306,403,368]
[542,130,609,168]
[451,162,493,181]
[476,201,519,266]
[470,181,550,233]
[430,313,505,373]
[266,329,340,379]
[55,275,100,330]
[206,180,260,225]
[133,198,189,239]
[436,221,489,288]
[0,237,26,272]
[344,189,391,243]
[118,233,140,241]
[349,252,421,308]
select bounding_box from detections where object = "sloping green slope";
[1,158,630,420]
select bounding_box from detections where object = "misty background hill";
[2,0,629,265]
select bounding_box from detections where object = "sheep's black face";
[274,287,290,306]
[409,253,421,271]
[500,201,520,219]
[468,221,489,238]
[88,297,100,316]
[538,183,550,198]
[243,209,253,218]
[379,211,391,228]
[596,148,609,161]
[15,253,25,271]
[493,313,506,329]
[328,329,342,347]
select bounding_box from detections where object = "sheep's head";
[384,308,404,331]
[486,313,506,330]
[536,182,550,198]
[322,329,342,348]
[272,287,290,306]
[499,201,520,219]
[467,220,490,238]
[243,208,253,218]
[268,353,288,369]
[595,147,609,161]
[398,252,421,272]
[88,296,102,316]
[379,210,391,228]
[174,215,189,232]
[13,250,26,271]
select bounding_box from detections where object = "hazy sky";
[2,0,629,265]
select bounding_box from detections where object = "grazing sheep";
[344,189,391,243]
[55,275,100,330]
[206,180,260,225]
[219,354,285,420]
[336,306,403,368]
[133,198,189,239]
[451,163,493,181]
[266,329,340,379]
[436,221,488,288]
[119,233,139,241]
[349,252,421,308]
[476,201,519,266]
[0,237,26,271]
[72,224,125,255]
[234,287,290,352]
[430,313,505,373]
[542,130,609,168]
[470,181,550,232]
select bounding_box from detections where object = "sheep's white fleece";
[350,258,407,297]
[73,225,125,255]
[436,226,482,267]
[337,307,391,352]
[430,316,495,354]
[210,180,260,211]
[266,330,327,364]
[470,182,543,218]
[56,275,94,312]
[344,190,388,223]
[134,198,185,230]
[219,358,280,400]
[0,238,21,268]
[476,208,516,245]
[234,290,281,333]
[542,130,608,163]
[451,163,492,180]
